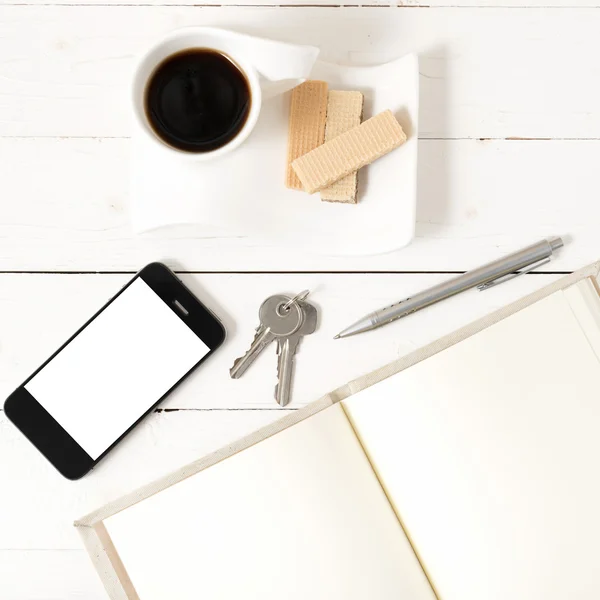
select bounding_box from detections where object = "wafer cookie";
[286,81,328,190]
[320,91,364,204]
[292,110,406,195]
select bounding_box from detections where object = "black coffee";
[145,49,251,153]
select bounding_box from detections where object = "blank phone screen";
[25,278,210,459]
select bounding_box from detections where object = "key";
[275,301,318,407]
[230,295,304,379]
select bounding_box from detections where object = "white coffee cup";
[132,27,319,160]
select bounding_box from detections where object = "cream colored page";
[343,288,600,600]
[104,404,436,600]
[563,278,600,361]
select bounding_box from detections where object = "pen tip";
[333,334,341,340]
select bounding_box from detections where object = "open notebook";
[78,268,600,600]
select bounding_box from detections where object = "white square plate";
[131,53,419,256]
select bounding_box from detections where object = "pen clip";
[477,257,551,291]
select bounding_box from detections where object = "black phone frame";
[3,262,225,480]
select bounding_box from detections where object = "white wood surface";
[0,6,597,140]
[2,137,600,272]
[0,272,562,597]
[0,551,107,600]
[0,0,598,598]
[6,0,600,6]
[0,273,562,411]
[1,7,600,270]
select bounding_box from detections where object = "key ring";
[279,290,310,315]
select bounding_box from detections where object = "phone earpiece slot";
[173,299,189,316]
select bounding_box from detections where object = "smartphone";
[4,263,225,480]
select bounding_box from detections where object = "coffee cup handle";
[240,35,319,100]
[259,78,307,100]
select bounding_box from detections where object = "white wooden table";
[0,0,597,597]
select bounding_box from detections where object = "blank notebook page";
[104,403,436,600]
[343,281,600,600]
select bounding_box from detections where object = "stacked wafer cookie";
[320,91,364,203]
[286,81,328,191]
[285,81,407,204]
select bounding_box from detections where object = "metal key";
[230,295,304,379]
[275,301,317,407]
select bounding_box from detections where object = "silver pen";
[335,236,565,339]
